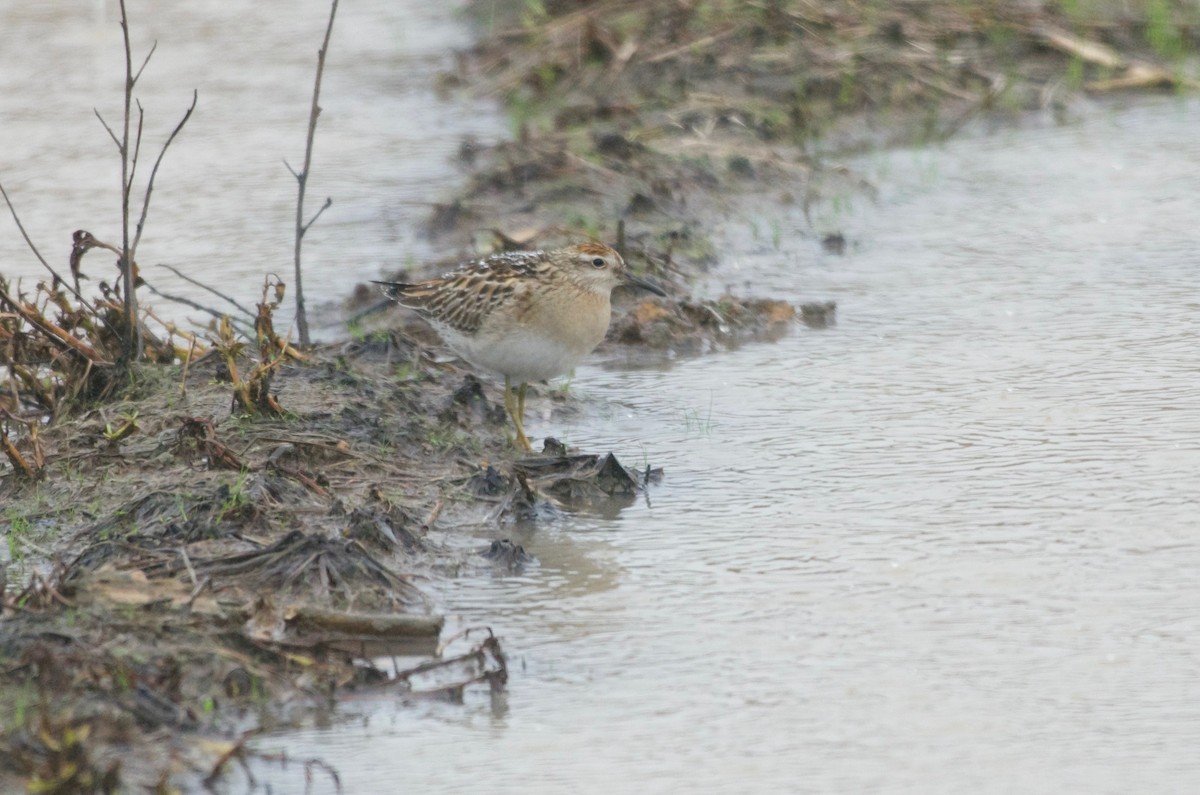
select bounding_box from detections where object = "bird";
[375,242,666,452]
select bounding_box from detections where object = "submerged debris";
[481,539,535,572]
[801,301,838,329]
[384,627,508,701]
[515,450,657,509]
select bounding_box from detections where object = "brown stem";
[292,0,340,348]
[119,0,138,362]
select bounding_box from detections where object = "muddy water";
[0,0,504,335]
[260,98,1200,793]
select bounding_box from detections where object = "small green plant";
[1058,0,1084,26]
[1065,54,1086,90]
[522,0,549,27]
[535,62,559,91]
[251,676,268,705]
[112,666,131,692]
[428,426,481,453]
[506,89,537,137]
[218,470,252,520]
[827,191,853,218]
[102,410,140,445]
[391,362,421,382]
[678,393,717,437]
[837,67,858,109]
[1144,0,1184,61]
[566,212,603,239]
[5,511,33,564]
[14,686,29,727]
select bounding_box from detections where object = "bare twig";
[0,184,105,317]
[156,263,256,320]
[344,297,395,326]
[202,730,256,790]
[110,1,196,363]
[119,0,138,361]
[292,0,340,348]
[93,109,122,151]
[132,39,158,82]
[128,101,144,194]
[302,196,332,235]
[141,281,256,336]
[178,546,198,588]
[0,182,63,284]
[131,90,198,256]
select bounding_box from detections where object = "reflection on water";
[264,98,1200,793]
[0,0,503,336]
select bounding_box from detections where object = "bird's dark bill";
[622,272,667,297]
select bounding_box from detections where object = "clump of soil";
[608,295,808,353]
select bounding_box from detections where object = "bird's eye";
[591,257,606,268]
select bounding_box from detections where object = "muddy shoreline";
[2,0,1194,790]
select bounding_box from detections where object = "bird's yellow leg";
[516,382,532,451]
[503,376,532,452]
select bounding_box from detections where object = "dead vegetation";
[210,276,303,417]
[0,229,200,423]
[466,0,1198,147]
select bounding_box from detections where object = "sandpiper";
[376,243,666,452]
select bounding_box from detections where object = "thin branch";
[0,184,58,280]
[292,0,340,348]
[301,197,332,236]
[119,0,138,361]
[345,297,394,326]
[93,109,122,152]
[128,101,145,194]
[131,89,198,257]
[156,262,256,320]
[132,39,157,84]
[141,281,255,336]
[0,183,102,315]
[283,159,300,180]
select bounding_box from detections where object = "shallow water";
[6,5,1200,794]
[257,98,1200,793]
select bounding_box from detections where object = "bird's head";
[553,243,666,298]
